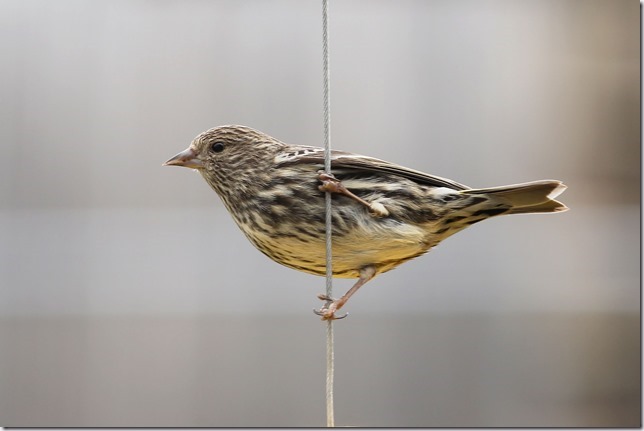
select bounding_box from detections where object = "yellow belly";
[240,216,434,278]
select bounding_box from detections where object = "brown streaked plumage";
[164,125,567,319]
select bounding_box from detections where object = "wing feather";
[274,146,470,190]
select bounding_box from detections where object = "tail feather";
[464,180,568,215]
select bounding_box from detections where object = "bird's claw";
[314,294,349,320]
[317,171,389,217]
[317,171,342,193]
[313,307,349,321]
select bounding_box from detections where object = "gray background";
[1,0,639,427]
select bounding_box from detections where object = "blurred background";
[0,0,639,427]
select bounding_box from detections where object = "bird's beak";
[163,147,204,169]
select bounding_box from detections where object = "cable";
[322,0,335,427]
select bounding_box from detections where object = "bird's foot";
[317,171,389,217]
[313,294,349,320]
[317,171,344,193]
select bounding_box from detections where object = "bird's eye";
[210,142,225,153]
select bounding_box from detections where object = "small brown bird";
[164,125,567,320]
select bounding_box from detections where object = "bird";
[164,125,567,320]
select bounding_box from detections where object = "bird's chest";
[230,195,432,278]
[215,171,437,277]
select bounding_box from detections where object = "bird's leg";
[314,265,377,320]
[318,171,389,217]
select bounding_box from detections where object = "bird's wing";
[274,146,470,190]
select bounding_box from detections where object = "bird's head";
[164,125,285,194]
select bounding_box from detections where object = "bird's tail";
[464,180,568,215]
